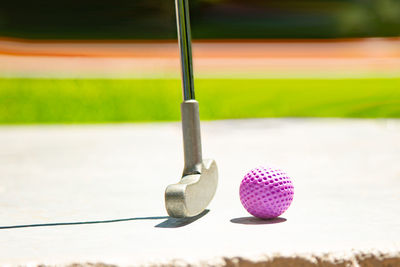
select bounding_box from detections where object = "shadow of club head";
[165,159,218,218]
[155,209,210,228]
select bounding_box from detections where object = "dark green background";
[1,0,399,39]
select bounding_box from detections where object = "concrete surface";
[0,119,399,266]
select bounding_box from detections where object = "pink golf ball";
[239,166,294,219]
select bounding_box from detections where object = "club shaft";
[175,0,195,100]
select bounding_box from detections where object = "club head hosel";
[181,100,203,176]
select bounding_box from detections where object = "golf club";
[164,0,218,218]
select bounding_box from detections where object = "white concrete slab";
[0,119,399,266]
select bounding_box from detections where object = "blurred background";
[1,0,400,39]
[0,0,399,123]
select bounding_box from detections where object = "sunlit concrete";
[0,119,399,266]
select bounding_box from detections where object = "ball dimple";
[239,166,294,219]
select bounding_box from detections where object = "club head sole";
[165,159,218,218]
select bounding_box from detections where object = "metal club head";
[165,0,218,218]
[165,100,218,218]
[165,158,218,218]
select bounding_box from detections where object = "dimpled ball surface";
[240,166,294,219]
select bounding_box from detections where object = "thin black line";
[0,216,169,230]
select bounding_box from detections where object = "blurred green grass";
[0,78,399,124]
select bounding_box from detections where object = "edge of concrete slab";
[35,250,400,267]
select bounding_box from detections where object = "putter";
[165,0,218,218]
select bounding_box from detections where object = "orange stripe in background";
[0,37,399,58]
